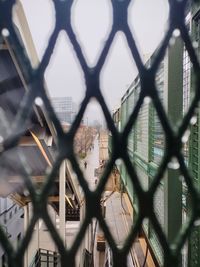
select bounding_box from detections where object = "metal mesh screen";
[0,0,200,266]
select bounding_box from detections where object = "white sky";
[21,0,169,125]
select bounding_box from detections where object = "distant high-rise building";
[51,97,73,123]
[71,101,78,122]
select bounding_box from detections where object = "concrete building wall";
[0,201,24,258]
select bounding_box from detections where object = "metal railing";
[29,249,60,267]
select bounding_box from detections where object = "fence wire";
[0,0,200,266]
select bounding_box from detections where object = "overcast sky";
[21,0,169,125]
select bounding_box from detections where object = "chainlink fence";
[0,0,200,266]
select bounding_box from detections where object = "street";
[81,135,99,191]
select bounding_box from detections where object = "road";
[81,135,99,190]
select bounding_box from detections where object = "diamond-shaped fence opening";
[1,0,200,266]
[71,0,112,67]
[45,29,86,129]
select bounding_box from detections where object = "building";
[111,28,183,267]
[0,199,24,266]
[0,1,81,266]
[187,4,200,267]
[111,3,200,266]
[51,97,76,124]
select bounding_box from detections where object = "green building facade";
[111,4,200,266]
[111,24,200,265]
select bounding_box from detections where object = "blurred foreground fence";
[0,0,200,266]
